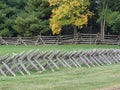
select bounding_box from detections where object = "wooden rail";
[0,49,120,77]
[0,33,120,45]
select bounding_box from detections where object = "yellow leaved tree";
[48,0,93,35]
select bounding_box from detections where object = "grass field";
[0,44,120,90]
[0,44,120,55]
[0,64,120,90]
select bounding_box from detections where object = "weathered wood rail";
[0,49,120,77]
[0,33,120,45]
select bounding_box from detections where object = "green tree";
[13,0,52,36]
[96,0,120,36]
[0,0,26,36]
[105,10,120,34]
[109,0,120,12]
[96,0,109,40]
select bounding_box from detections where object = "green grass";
[0,64,120,90]
[0,44,120,55]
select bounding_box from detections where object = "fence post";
[0,36,8,45]
[116,35,120,45]
[15,37,27,46]
[35,35,45,45]
[94,33,102,44]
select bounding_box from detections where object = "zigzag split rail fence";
[0,49,120,77]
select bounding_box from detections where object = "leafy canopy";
[48,0,93,34]
[13,0,52,36]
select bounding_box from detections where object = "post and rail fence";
[0,33,120,45]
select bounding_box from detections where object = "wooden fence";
[0,49,120,77]
[0,33,120,45]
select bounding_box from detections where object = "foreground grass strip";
[0,44,120,55]
[0,64,120,90]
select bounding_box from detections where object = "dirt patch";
[96,85,120,90]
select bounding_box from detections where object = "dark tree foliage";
[0,0,52,37]
[109,0,120,12]
[90,0,120,35]
[13,0,52,36]
[0,0,120,36]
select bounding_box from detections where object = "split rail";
[0,33,120,45]
[0,49,120,77]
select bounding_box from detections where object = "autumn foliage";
[48,0,93,34]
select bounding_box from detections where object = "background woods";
[0,0,120,37]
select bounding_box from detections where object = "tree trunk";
[73,25,77,36]
[100,19,105,41]
[100,0,109,41]
[73,25,78,44]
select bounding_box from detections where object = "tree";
[107,0,120,34]
[105,10,120,34]
[0,0,26,36]
[0,0,52,37]
[48,0,92,35]
[13,0,52,36]
[109,0,120,12]
[96,0,120,36]
[96,0,109,40]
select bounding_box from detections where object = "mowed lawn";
[0,44,120,90]
[0,64,120,90]
[0,44,120,55]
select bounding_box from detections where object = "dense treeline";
[0,0,120,37]
[0,0,52,36]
